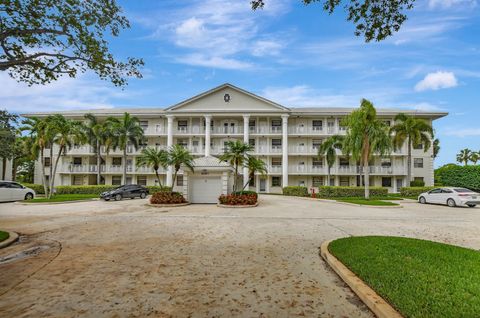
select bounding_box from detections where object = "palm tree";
[167,144,194,188]
[456,148,472,166]
[219,140,253,192]
[470,152,479,165]
[48,115,86,198]
[433,138,440,159]
[107,113,144,185]
[318,135,343,186]
[137,147,169,186]
[83,113,104,184]
[21,117,51,197]
[342,99,392,199]
[390,113,433,185]
[242,156,267,190]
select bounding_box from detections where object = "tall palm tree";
[342,99,392,199]
[242,156,267,190]
[83,113,104,184]
[457,148,472,166]
[433,138,440,159]
[48,115,85,198]
[136,147,169,186]
[470,152,479,165]
[21,117,51,197]
[318,135,343,186]
[390,113,433,184]
[107,113,144,185]
[167,144,194,188]
[219,140,253,192]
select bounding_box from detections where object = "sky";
[2,0,480,167]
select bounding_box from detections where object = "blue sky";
[2,0,480,167]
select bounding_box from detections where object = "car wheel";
[467,204,476,208]
[140,192,146,199]
[419,196,426,204]
[24,192,34,200]
[114,194,122,201]
[104,198,110,201]
[447,198,456,207]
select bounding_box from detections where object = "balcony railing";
[289,166,327,174]
[143,126,166,135]
[288,127,324,134]
[268,166,282,174]
[64,146,95,155]
[212,126,244,134]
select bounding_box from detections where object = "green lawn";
[0,231,9,242]
[26,194,98,203]
[329,236,480,318]
[335,198,400,206]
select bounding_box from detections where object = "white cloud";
[428,0,477,9]
[414,71,458,91]
[251,40,284,57]
[175,54,253,70]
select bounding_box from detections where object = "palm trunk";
[364,160,370,199]
[2,157,6,180]
[49,146,53,184]
[40,148,49,197]
[154,169,162,187]
[12,159,17,181]
[49,145,64,199]
[407,138,412,185]
[327,165,331,186]
[123,147,127,185]
[96,140,101,185]
[172,168,179,189]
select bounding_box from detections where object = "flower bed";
[150,191,186,204]
[218,193,258,206]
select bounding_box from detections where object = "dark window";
[429,188,442,194]
[271,158,282,167]
[339,157,349,167]
[441,189,453,193]
[272,176,281,187]
[44,157,51,167]
[112,176,122,185]
[312,120,323,130]
[454,188,475,193]
[271,119,281,127]
[339,177,349,186]
[112,157,122,165]
[414,158,424,168]
[381,158,392,167]
[177,175,184,186]
[249,120,256,127]
[382,177,392,187]
[312,158,323,167]
[271,139,282,147]
[312,176,323,187]
[73,157,82,165]
[139,121,148,129]
[249,138,255,146]
[137,176,147,186]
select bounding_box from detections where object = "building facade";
[26,83,447,194]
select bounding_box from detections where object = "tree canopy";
[0,0,143,86]
[251,0,415,42]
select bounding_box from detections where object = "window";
[112,176,122,185]
[0,182,8,188]
[312,139,322,149]
[139,120,148,130]
[429,188,442,194]
[44,157,51,167]
[312,120,323,130]
[249,138,255,146]
[414,158,424,168]
[414,177,424,182]
[339,177,349,186]
[271,139,282,148]
[339,157,349,167]
[271,158,282,167]
[299,180,305,187]
[272,176,281,187]
[249,120,256,128]
[177,175,184,186]
[177,120,188,132]
[312,176,324,187]
[381,158,391,167]
[312,158,323,167]
[73,175,83,185]
[177,139,188,147]
[8,182,23,189]
[382,177,392,187]
[271,119,281,127]
[137,175,147,186]
[112,157,122,165]
[73,157,82,165]
[413,143,423,150]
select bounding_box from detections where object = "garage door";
[190,176,222,203]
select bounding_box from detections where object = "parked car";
[100,184,149,201]
[418,187,480,208]
[0,181,35,202]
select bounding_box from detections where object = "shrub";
[410,180,425,187]
[282,186,308,197]
[232,190,258,198]
[400,187,436,197]
[435,164,480,192]
[317,186,388,198]
[150,191,186,204]
[53,185,171,195]
[218,193,257,205]
[20,183,46,194]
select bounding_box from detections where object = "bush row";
[400,187,436,197]
[409,180,425,187]
[21,183,46,194]
[282,186,308,197]
[21,184,171,195]
[219,193,258,205]
[435,164,480,192]
[150,191,186,204]
[316,186,388,198]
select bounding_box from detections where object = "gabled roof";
[165,83,290,112]
[193,156,232,169]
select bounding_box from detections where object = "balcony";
[60,164,98,173]
[249,126,282,134]
[334,165,407,175]
[289,165,327,174]
[212,126,244,135]
[268,166,282,174]
[64,145,95,155]
[143,126,166,135]
[288,127,324,134]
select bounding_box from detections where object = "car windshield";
[454,188,475,193]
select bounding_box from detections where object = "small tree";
[0,110,18,179]
[433,138,440,159]
[167,145,194,188]
[242,157,267,190]
[137,147,169,186]
[219,140,253,192]
[342,99,392,199]
[456,149,472,166]
[318,135,343,186]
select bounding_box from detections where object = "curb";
[15,198,99,205]
[293,196,403,208]
[217,202,259,208]
[146,202,190,208]
[320,240,403,318]
[0,231,19,249]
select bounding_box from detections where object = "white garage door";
[190,176,222,203]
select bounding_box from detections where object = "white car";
[418,187,480,208]
[0,181,36,202]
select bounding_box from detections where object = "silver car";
[0,181,36,202]
[418,187,479,208]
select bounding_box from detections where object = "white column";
[281,114,289,188]
[166,115,174,187]
[243,114,250,188]
[204,115,211,157]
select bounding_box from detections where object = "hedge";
[435,164,480,192]
[20,183,46,195]
[316,186,388,198]
[54,185,171,195]
[150,191,186,204]
[282,186,308,197]
[410,180,425,187]
[400,187,436,197]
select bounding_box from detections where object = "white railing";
[288,127,324,134]
[60,164,98,173]
[269,166,282,173]
[143,126,166,135]
[334,165,407,175]
[289,166,327,173]
[212,126,244,134]
[65,146,95,155]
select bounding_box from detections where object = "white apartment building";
[26,83,447,197]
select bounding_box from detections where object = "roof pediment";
[166,83,289,113]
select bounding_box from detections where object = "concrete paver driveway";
[0,195,479,317]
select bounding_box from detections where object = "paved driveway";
[0,195,479,317]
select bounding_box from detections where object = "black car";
[100,184,149,201]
